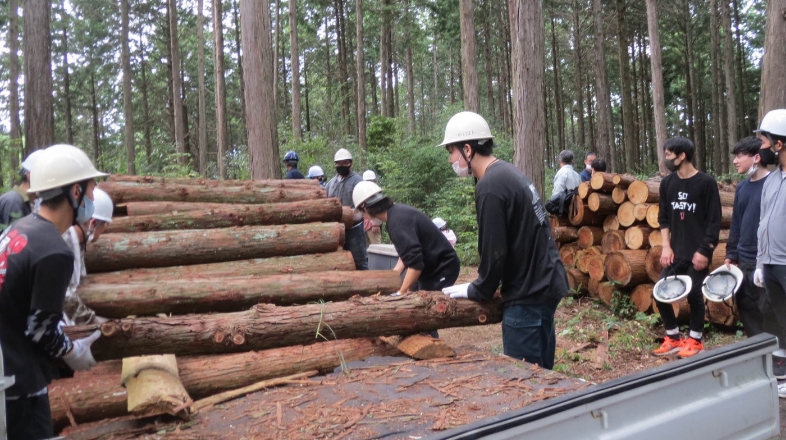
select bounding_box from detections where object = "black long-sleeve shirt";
[467,161,569,305]
[658,172,722,261]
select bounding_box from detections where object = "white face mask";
[746,163,758,177]
[452,159,470,178]
[586,164,592,171]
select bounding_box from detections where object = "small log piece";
[611,187,627,204]
[604,250,650,287]
[601,230,627,254]
[624,226,653,250]
[577,226,605,249]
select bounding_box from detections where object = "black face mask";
[336,166,351,177]
[759,146,777,166]
[664,158,680,172]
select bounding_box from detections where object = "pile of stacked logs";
[52,175,501,432]
[552,172,737,326]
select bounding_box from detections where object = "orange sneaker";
[677,338,704,358]
[653,336,683,356]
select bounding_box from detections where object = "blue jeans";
[502,301,559,369]
[345,222,368,270]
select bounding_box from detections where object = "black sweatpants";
[654,259,707,334]
[763,264,786,349]
[736,261,779,339]
[5,394,54,439]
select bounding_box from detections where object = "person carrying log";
[653,137,721,358]
[0,150,43,229]
[0,144,106,439]
[282,150,305,180]
[325,148,367,270]
[753,109,786,397]
[438,111,569,369]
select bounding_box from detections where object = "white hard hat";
[28,144,108,194]
[352,181,384,209]
[362,170,377,181]
[21,150,45,172]
[438,111,495,147]
[432,217,447,229]
[702,265,743,303]
[307,165,324,178]
[334,148,353,162]
[91,188,114,223]
[653,274,693,304]
[755,109,786,137]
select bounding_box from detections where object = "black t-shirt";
[0,215,74,396]
[0,188,32,229]
[468,160,569,305]
[285,168,305,179]
[658,172,721,261]
[385,203,460,286]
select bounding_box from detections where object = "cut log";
[578,181,592,200]
[341,206,355,231]
[559,243,580,267]
[121,355,191,417]
[587,193,618,214]
[577,226,604,249]
[569,198,605,227]
[612,174,637,188]
[125,202,234,216]
[611,187,627,204]
[83,252,356,285]
[84,223,345,273]
[631,284,654,313]
[709,243,728,271]
[576,247,602,274]
[627,180,660,205]
[648,229,662,247]
[603,250,650,287]
[79,270,402,317]
[603,215,620,232]
[624,226,652,250]
[49,337,400,429]
[632,204,651,222]
[549,215,570,229]
[597,281,616,306]
[108,174,320,189]
[553,226,579,243]
[719,191,734,208]
[706,300,736,326]
[645,246,663,282]
[586,254,607,282]
[567,269,589,295]
[588,278,601,299]
[64,292,503,360]
[396,334,455,360]
[721,206,733,229]
[601,230,627,254]
[719,229,729,243]
[646,204,660,228]
[106,199,343,233]
[99,181,325,205]
[617,201,637,227]
[590,172,616,192]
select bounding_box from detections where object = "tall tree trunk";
[9,0,21,171]
[61,0,73,145]
[732,0,747,133]
[386,27,395,117]
[684,0,703,170]
[23,0,55,155]
[483,0,495,119]
[139,36,153,167]
[273,0,280,112]
[459,0,479,112]
[213,0,228,179]
[336,0,352,134]
[630,40,641,155]
[324,16,334,134]
[572,0,585,152]
[645,0,667,176]
[168,0,187,166]
[304,51,312,135]
[289,0,302,141]
[509,0,546,197]
[233,2,246,134]
[759,0,786,116]
[164,5,176,144]
[405,0,416,135]
[90,72,101,166]
[721,0,738,159]
[379,0,390,117]
[196,0,208,175]
[592,0,614,171]
[550,16,565,152]
[615,0,635,171]
[356,0,366,149]
[240,0,280,179]
[709,0,723,174]
[277,1,288,119]
[121,0,135,175]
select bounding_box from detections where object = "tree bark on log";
[100,181,324,205]
[578,181,592,200]
[612,174,637,188]
[627,180,659,205]
[577,226,604,249]
[721,206,733,228]
[109,175,320,189]
[597,281,615,306]
[570,198,605,226]
[79,270,402,317]
[706,300,736,326]
[624,226,652,250]
[645,245,663,282]
[719,229,729,243]
[611,187,627,204]
[587,254,607,282]
[549,215,570,229]
[49,338,400,429]
[64,292,503,360]
[710,243,728,271]
[631,284,654,313]
[604,250,650,286]
[646,204,660,228]
[553,226,579,243]
[559,243,579,266]
[590,172,616,192]
[84,252,356,285]
[106,199,343,233]
[85,223,345,273]
[601,230,627,254]
[603,214,620,232]
[587,193,618,214]
[567,269,589,295]
[588,278,601,299]
[617,201,636,227]
[576,246,602,273]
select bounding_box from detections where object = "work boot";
[677,338,704,358]
[772,355,786,380]
[652,336,683,356]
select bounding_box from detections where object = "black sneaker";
[773,355,786,380]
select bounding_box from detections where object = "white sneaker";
[777,382,786,399]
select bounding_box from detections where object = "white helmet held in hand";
[438,111,494,147]
[755,109,786,137]
[702,265,743,303]
[21,150,45,173]
[432,217,447,229]
[307,165,324,178]
[28,144,108,194]
[653,274,693,304]
[334,148,353,162]
[91,188,114,223]
[352,181,384,210]
[362,170,377,181]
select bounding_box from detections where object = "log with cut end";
[612,174,637,188]
[588,193,618,214]
[631,284,654,313]
[719,229,729,242]
[633,204,651,222]
[121,355,190,418]
[624,226,652,250]
[549,215,570,229]
[611,187,627,204]
[78,270,402,317]
[645,246,663,282]
[559,244,580,266]
[64,292,503,360]
[108,174,321,189]
[719,190,734,208]
[617,201,637,227]
[603,215,620,232]
[567,269,589,295]
[84,223,345,273]
[395,334,455,360]
[553,226,579,243]
[706,300,736,326]
[100,181,325,205]
[721,206,733,229]
[576,247,602,274]
[597,281,618,306]
[586,254,607,282]
[627,180,660,205]
[588,278,601,299]
[569,198,605,226]
[106,199,343,233]
[83,252,356,285]
[577,226,604,249]
[590,172,617,192]
[601,230,627,254]
[709,243,728,271]
[604,250,650,287]
[646,204,660,228]
[49,337,400,429]
[578,182,591,200]
[649,229,662,247]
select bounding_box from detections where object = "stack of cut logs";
[52,175,501,432]
[552,172,737,326]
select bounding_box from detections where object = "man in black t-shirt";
[0,144,107,439]
[653,137,721,359]
[439,112,569,369]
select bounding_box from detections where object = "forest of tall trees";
[0,0,784,195]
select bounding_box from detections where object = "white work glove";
[442,283,470,299]
[62,330,101,371]
[390,292,401,296]
[754,268,765,288]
